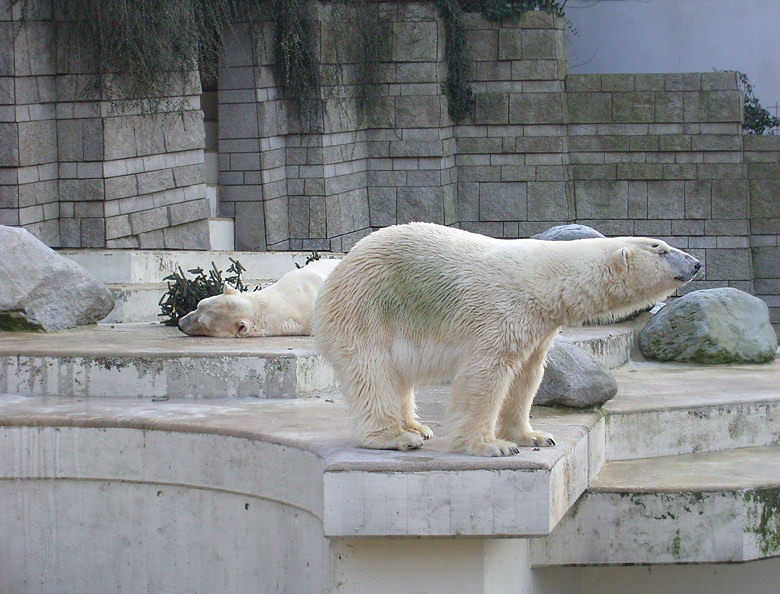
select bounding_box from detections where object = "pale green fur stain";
[376,265,460,332]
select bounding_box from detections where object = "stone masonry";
[1,2,778,331]
[0,2,210,249]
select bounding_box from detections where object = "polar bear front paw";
[464,439,521,457]
[404,421,434,440]
[505,429,556,448]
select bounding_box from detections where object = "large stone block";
[167,198,210,227]
[647,180,684,219]
[522,29,558,60]
[0,23,13,76]
[479,182,526,221]
[684,91,741,123]
[574,181,628,219]
[711,179,748,218]
[0,122,18,166]
[163,111,204,152]
[527,182,568,221]
[565,93,611,123]
[509,93,564,124]
[103,117,137,160]
[749,179,780,219]
[498,29,523,60]
[397,186,443,224]
[706,248,753,281]
[392,22,438,62]
[654,92,684,122]
[59,179,104,203]
[395,95,441,128]
[0,225,114,331]
[18,120,56,166]
[475,92,508,125]
[612,92,654,123]
[234,201,266,251]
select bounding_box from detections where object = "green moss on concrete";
[671,528,681,559]
[0,311,43,332]
[744,487,780,557]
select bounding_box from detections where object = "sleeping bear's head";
[177,285,263,338]
[601,236,701,315]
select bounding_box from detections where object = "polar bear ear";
[223,284,239,295]
[236,320,250,337]
[609,247,631,277]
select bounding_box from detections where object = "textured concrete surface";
[532,446,780,566]
[605,356,780,459]
[0,322,635,398]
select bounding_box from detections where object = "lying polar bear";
[314,222,701,457]
[178,258,340,337]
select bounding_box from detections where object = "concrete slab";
[0,322,635,399]
[0,323,335,399]
[532,446,780,565]
[604,355,780,459]
[0,393,599,538]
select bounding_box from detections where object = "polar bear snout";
[668,249,702,282]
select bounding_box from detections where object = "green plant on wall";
[732,71,780,135]
[435,0,568,122]
[10,0,265,110]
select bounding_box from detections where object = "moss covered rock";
[0,226,114,331]
[639,288,777,364]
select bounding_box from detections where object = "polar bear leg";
[341,363,425,451]
[401,385,434,439]
[497,337,556,447]
[448,359,520,457]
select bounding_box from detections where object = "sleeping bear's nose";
[693,260,701,272]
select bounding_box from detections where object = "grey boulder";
[639,288,777,364]
[0,225,114,331]
[534,339,618,408]
[531,224,605,241]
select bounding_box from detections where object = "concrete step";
[601,358,780,460]
[60,249,336,285]
[0,324,635,400]
[60,249,341,323]
[0,392,600,539]
[0,324,335,400]
[531,445,780,565]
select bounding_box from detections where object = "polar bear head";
[598,236,701,317]
[177,285,261,337]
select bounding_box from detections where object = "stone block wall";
[564,72,753,295]
[745,135,780,332]
[0,4,210,249]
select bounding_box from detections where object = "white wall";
[565,0,780,110]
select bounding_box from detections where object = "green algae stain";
[744,487,780,557]
[0,311,44,332]
[671,528,681,559]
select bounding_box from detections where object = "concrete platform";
[532,445,780,565]
[604,357,780,460]
[0,322,636,399]
[0,393,599,539]
[0,324,335,399]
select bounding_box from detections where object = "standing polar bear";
[314,222,701,457]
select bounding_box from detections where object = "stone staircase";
[2,247,779,592]
[530,358,780,566]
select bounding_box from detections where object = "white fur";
[178,258,340,337]
[313,222,700,456]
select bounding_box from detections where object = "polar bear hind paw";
[358,430,425,451]
[463,439,521,457]
[404,421,434,440]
